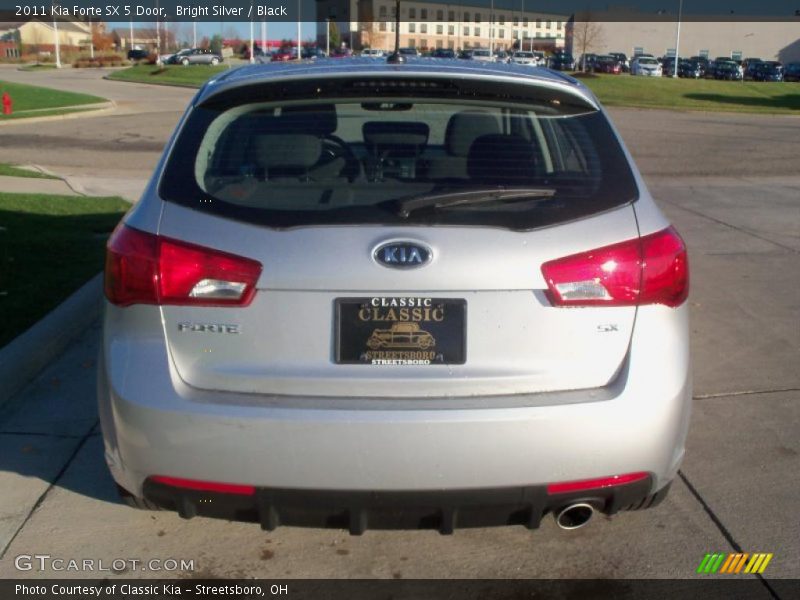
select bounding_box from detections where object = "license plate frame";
[335,297,467,365]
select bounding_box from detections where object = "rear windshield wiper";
[395,186,557,218]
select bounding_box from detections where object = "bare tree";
[570,14,605,71]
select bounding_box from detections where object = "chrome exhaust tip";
[554,503,595,530]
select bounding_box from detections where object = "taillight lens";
[541,226,688,308]
[104,225,262,307]
[148,476,255,496]
[547,472,650,495]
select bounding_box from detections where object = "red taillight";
[547,472,649,495]
[540,226,688,308]
[149,476,256,496]
[104,225,262,307]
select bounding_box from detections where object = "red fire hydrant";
[2,92,11,116]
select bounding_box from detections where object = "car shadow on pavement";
[0,320,126,511]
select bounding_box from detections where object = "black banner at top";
[0,0,800,23]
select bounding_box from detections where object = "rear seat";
[426,110,502,180]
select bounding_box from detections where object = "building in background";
[316,0,568,52]
[110,28,160,52]
[0,19,93,55]
[567,9,800,63]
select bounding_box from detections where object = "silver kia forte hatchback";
[99,59,690,533]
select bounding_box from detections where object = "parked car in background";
[713,61,743,80]
[742,58,762,79]
[165,48,222,66]
[101,59,690,534]
[579,53,598,71]
[688,56,710,75]
[361,49,385,58]
[631,56,662,76]
[470,48,494,62]
[661,57,679,77]
[270,47,293,61]
[678,59,704,78]
[398,47,421,58]
[301,47,326,60]
[752,61,784,82]
[593,55,622,74]
[548,52,575,71]
[457,49,473,60]
[510,51,537,66]
[127,48,149,62]
[494,50,510,63]
[608,52,629,72]
[784,63,800,82]
[431,48,456,59]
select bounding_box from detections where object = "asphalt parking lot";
[0,68,797,591]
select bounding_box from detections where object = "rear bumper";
[138,476,669,534]
[99,304,691,523]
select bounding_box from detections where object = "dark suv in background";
[784,63,800,82]
[752,62,784,82]
[548,52,575,71]
[127,49,149,62]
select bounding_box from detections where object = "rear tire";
[117,484,162,511]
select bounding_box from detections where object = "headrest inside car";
[276,104,338,136]
[445,111,502,157]
[467,134,539,183]
[362,122,430,152]
[252,134,322,169]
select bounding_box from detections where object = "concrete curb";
[0,273,103,410]
[0,101,116,127]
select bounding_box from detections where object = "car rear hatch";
[155,203,640,398]
[108,72,684,399]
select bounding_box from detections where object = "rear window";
[160,77,638,230]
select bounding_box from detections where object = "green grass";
[0,164,57,179]
[0,193,129,347]
[108,64,229,87]
[581,74,800,114]
[0,80,105,114]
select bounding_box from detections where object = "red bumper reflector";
[149,476,256,496]
[547,472,649,495]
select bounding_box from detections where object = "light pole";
[155,0,160,63]
[673,0,683,78]
[52,3,61,68]
[192,21,196,48]
[249,1,255,64]
[261,19,266,57]
[129,18,134,53]
[489,0,494,55]
[326,18,330,57]
[296,0,301,59]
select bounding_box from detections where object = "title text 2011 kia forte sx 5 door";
[99,59,690,534]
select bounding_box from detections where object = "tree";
[92,30,114,52]
[570,14,605,71]
[209,34,223,55]
[329,20,341,50]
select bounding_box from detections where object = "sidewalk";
[0,167,144,203]
[0,174,80,196]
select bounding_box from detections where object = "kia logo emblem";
[374,241,432,269]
